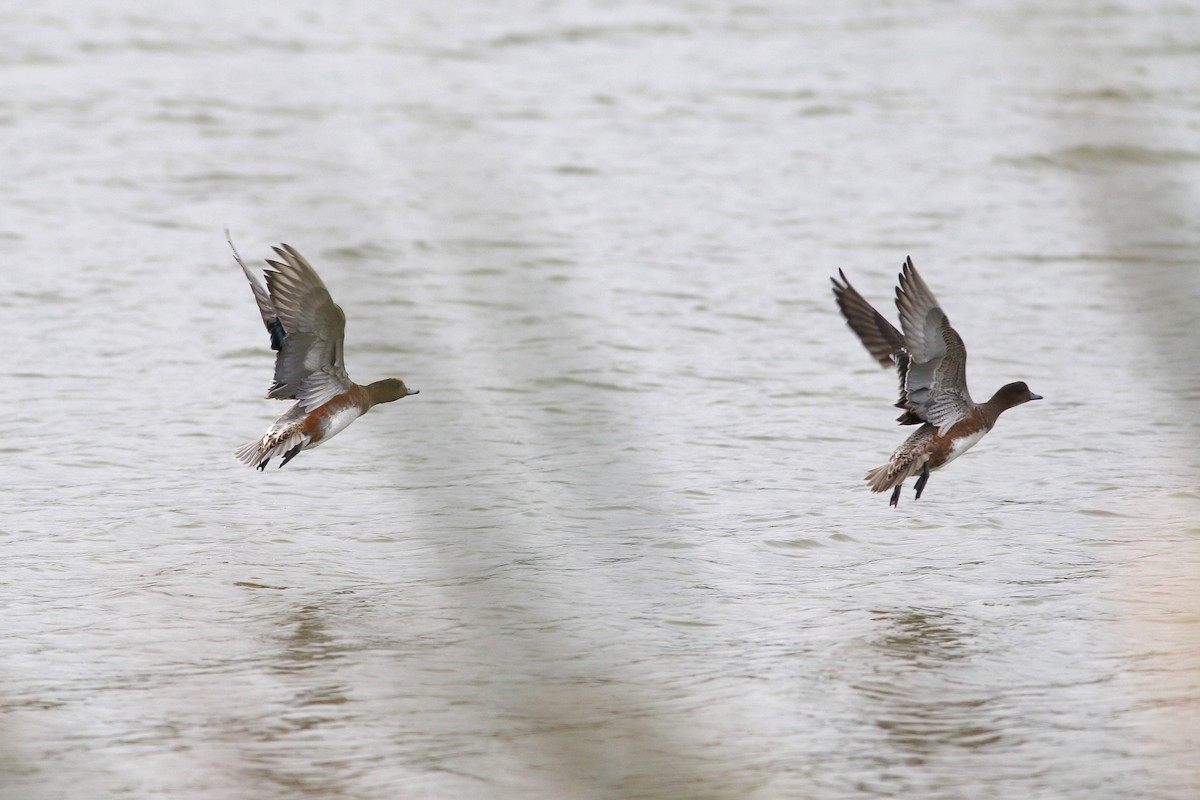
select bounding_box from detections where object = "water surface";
[2,2,1199,798]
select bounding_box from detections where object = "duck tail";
[865,463,903,493]
[234,438,268,469]
[865,451,925,494]
[864,424,934,495]
[234,433,306,470]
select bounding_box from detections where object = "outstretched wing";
[893,257,972,433]
[233,238,353,412]
[229,231,286,352]
[831,269,904,367]
[263,244,353,411]
[831,269,922,425]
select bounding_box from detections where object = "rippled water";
[3,2,1199,798]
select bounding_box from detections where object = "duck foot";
[279,443,303,468]
[889,485,902,508]
[913,466,930,500]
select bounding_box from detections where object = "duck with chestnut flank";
[831,258,1040,506]
[230,236,418,469]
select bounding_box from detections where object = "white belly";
[310,406,364,448]
[942,428,987,466]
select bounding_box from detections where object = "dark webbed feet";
[279,443,303,468]
[913,466,930,501]
[889,466,931,508]
[256,458,269,472]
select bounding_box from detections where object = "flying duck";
[230,235,418,470]
[832,257,1041,506]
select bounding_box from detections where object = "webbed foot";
[279,443,303,468]
[913,466,930,501]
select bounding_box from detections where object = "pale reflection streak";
[1018,2,1200,793]
[370,112,749,797]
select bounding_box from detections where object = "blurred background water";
[2,1,1199,798]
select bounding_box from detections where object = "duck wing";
[263,244,354,412]
[831,269,923,425]
[230,232,287,353]
[893,257,973,433]
[233,238,353,412]
[831,269,904,366]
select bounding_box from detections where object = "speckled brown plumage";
[833,258,1041,506]
[229,235,418,470]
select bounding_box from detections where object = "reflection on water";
[859,610,1001,756]
[1,0,1199,799]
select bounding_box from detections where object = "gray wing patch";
[894,258,973,432]
[234,239,354,411]
[296,370,351,411]
[904,318,972,433]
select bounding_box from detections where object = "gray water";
[3,2,1200,798]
